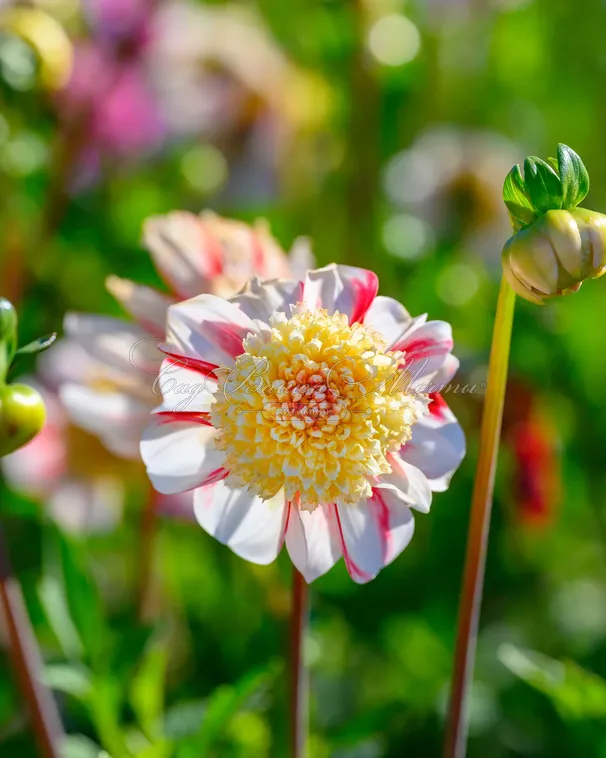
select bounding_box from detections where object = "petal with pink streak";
[166,294,257,369]
[60,383,150,459]
[378,454,432,514]
[367,488,416,566]
[155,356,218,413]
[230,277,303,322]
[332,501,387,584]
[143,211,223,299]
[106,275,173,337]
[302,265,378,323]
[141,413,225,494]
[399,397,466,489]
[285,504,342,583]
[394,320,454,386]
[194,482,288,565]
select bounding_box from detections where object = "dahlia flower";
[141,265,465,582]
[58,212,312,488]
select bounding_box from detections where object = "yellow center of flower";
[211,309,425,510]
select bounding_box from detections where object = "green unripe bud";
[502,208,606,304]
[0,383,46,457]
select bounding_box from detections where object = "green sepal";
[502,164,537,229]
[15,332,57,357]
[0,298,17,384]
[557,143,590,208]
[523,156,563,213]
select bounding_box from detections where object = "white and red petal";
[399,395,465,489]
[285,503,342,583]
[367,488,416,566]
[394,320,454,386]
[166,294,257,368]
[106,275,173,337]
[363,296,414,346]
[332,501,387,584]
[194,482,288,565]
[60,384,150,459]
[230,277,303,323]
[140,412,226,494]
[154,356,218,413]
[302,265,378,323]
[430,354,460,390]
[378,454,432,513]
[143,211,223,299]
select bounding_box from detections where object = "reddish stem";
[289,569,309,758]
[0,525,64,757]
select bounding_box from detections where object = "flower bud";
[502,208,606,304]
[501,144,606,304]
[0,384,46,457]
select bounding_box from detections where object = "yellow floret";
[211,309,425,510]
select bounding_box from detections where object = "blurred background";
[2,0,606,756]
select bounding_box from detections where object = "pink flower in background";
[56,212,314,518]
[2,344,125,534]
[141,264,465,582]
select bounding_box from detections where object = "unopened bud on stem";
[501,144,606,304]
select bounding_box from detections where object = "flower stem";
[443,277,516,758]
[289,569,309,758]
[0,524,64,757]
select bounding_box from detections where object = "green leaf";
[499,643,606,720]
[42,663,92,700]
[89,675,135,758]
[49,527,107,666]
[502,164,536,228]
[38,575,83,660]
[60,734,107,758]
[557,143,590,208]
[177,661,282,755]
[523,157,563,213]
[129,641,167,742]
[15,333,57,357]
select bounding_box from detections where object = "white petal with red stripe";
[394,320,454,387]
[166,294,257,368]
[302,265,378,323]
[143,211,222,299]
[155,356,218,413]
[367,487,416,566]
[399,395,465,489]
[194,482,288,565]
[285,503,342,583]
[140,413,225,494]
[333,501,387,584]
[378,454,432,513]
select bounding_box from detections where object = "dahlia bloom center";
[211,309,425,510]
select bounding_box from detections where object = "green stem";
[289,569,309,758]
[443,277,516,758]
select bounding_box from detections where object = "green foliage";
[499,644,606,720]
